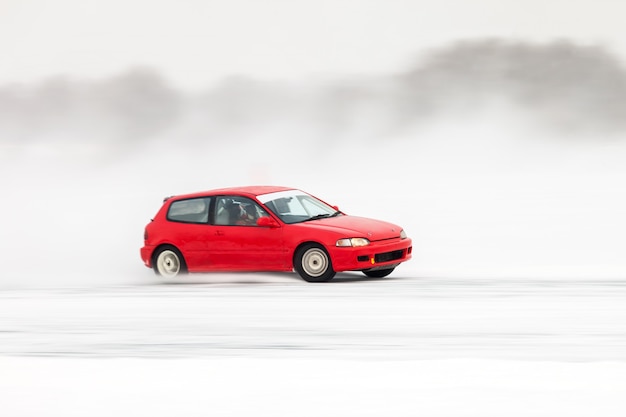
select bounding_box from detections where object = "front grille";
[374,249,404,263]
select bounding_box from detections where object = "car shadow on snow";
[331,272,408,283]
[145,271,410,286]
[148,272,301,286]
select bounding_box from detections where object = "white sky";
[1,0,626,90]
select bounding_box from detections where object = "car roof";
[166,186,297,201]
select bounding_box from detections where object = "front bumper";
[330,238,412,272]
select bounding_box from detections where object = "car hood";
[300,215,403,241]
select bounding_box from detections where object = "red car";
[140,186,412,282]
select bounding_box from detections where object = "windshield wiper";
[302,213,333,222]
[300,211,342,223]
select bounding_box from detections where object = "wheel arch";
[291,240,332,268]
[150,243,186,267]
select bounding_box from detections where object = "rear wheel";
[294,244,336,282]
[362,267,395,278]
[153,246,187,278]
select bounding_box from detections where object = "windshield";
[257,190,341,224]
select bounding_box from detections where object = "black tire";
[362,267,395,278]
[294,243,336,282]
[153,246,188,278]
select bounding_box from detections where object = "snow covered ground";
[1,277,626,416]
[2,276,626,361]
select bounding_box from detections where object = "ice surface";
[1,279,626,416]
[1,278,626,361]
[2,356,626,417]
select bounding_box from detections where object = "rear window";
[167,198,211,223]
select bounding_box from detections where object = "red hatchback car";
[140,186,412,282]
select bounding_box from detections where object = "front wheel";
[362,267,395,278]
[294,244,336,282]
[153,246,187,278]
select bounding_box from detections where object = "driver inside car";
[236,204,257,225]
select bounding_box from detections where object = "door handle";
[215,230,224,236]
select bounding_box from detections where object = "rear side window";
[167,197,211,223]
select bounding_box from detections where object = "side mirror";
[257,216,280,228]
[332,205,340,212]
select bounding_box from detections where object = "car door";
[211,196,286,270]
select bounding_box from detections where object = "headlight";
[336,238,370,247]
[400,229,407,239]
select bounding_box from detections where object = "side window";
[167,198,211,223]
[214,196,269,226]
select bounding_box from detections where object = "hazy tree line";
[1,39,626,146]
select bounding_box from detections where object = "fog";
[1,39,626,289]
